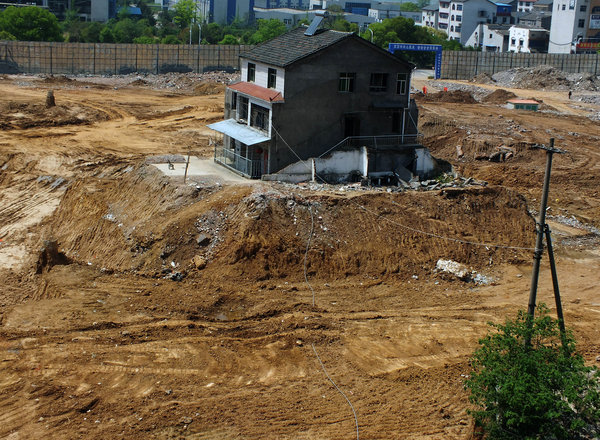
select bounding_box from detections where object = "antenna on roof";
[304,11,328,36]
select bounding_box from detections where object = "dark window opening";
[231,92,237,110]
[250,104,269,132]
[578,18,585,27]
[247,63,255,82]
[239,96,249,122]
[338,72,356,92]
[267,68,277,89]
[344,114,360,137]
[369,73,388,92]
[396,73,407,94]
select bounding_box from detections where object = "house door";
[344,114,360,137]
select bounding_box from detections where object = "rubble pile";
[491,65,600,91]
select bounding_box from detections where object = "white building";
[516,0,537,11]
[438,0,512,44]
[508,24,549,51]
[465,23,510,49]
[254,7,377,28]
[421,3,440,27]
[548,0,589,52]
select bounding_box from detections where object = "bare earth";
[1,74,599,439]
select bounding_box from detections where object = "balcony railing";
[214,146,262,178]
[318,133,423,158]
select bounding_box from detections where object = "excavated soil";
[481,88,517,104]
[1,73,600,439]
[415,90,477,104]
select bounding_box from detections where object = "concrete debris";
[491,65,600,92]
[196,234,211,246]
[191,255,207,270]
[435,259,492,285]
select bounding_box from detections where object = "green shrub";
[464,305,600,439]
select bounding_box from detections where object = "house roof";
[229,81,285,103]
[240,27,353,68]
[421,4,439,10]
[240,26,413,70]
[508,99,539,104]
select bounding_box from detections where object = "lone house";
[209,19,426,181]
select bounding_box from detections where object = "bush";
[464,305,600,439]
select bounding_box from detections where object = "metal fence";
[0,41,251,75]
[441,51,600,80]
[214,146,262,178]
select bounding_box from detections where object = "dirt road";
[1,74,599,439]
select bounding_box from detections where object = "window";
[369,73,388,92]
[456,25,461,32]
[578,18,585,27]
[238,96,249,122]
[452,3,455,9]
[231,92,237,110]
[396,73,407,94]
[283,18,292,24]
[456,4,463,10]
[580,4,586,11]
[247,63,255,82]
[489,33,493,38]
[519,38,524,46]
[338,72,356,92]
[511,37,516,45]
[250,104,269,132]
[451,14,455,20]
[267,68,277,89]
[451,25,454,31]
[561,4,565,9]
[456,14,462,21]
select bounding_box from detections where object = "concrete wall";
[0,42,249,75]
[441,50,600,79]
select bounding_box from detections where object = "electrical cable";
[302,202,360,440]
[271,124,535,252]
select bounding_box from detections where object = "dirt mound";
[46,165,534,282]
[0,101,111,129]
[470,72,495,84]
[41,75,76,85]
[417,90,478,104]
[129,78,148,86]
[194,81,226,95]
[482,89,517,104]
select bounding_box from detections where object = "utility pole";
[525,138,567,347]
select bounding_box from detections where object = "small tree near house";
[464,304,600,440]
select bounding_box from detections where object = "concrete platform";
[151,157,260,184]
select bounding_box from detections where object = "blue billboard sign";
[388,43,443,79]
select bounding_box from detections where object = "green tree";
[99,26,115,43]
[0,6,62,41]
[81,22,103,43]
[202,22,224,44]
[0,30,16,40]
[250,19,286,44]
[133,35,157,44]
[400,2,421,11]
[161,34,182,44]
[219,34,239,45]
[173,0,197,29]
[465,305,600,440]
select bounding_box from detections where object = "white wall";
[549,0,588,53]
[509,26,531,52]
[240,58,286,97]
[315,147,368,178]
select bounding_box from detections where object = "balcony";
[214,146,263,178]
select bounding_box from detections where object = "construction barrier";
[0,41,251,75]
[441,51,600,80]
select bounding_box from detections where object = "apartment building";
[548,0,589,52]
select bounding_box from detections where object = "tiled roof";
[240,27,353,68]
[229,81,284,103]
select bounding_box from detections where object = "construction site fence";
[0,41,251,75]
[2,42,599,79]
[441,51,600,80]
